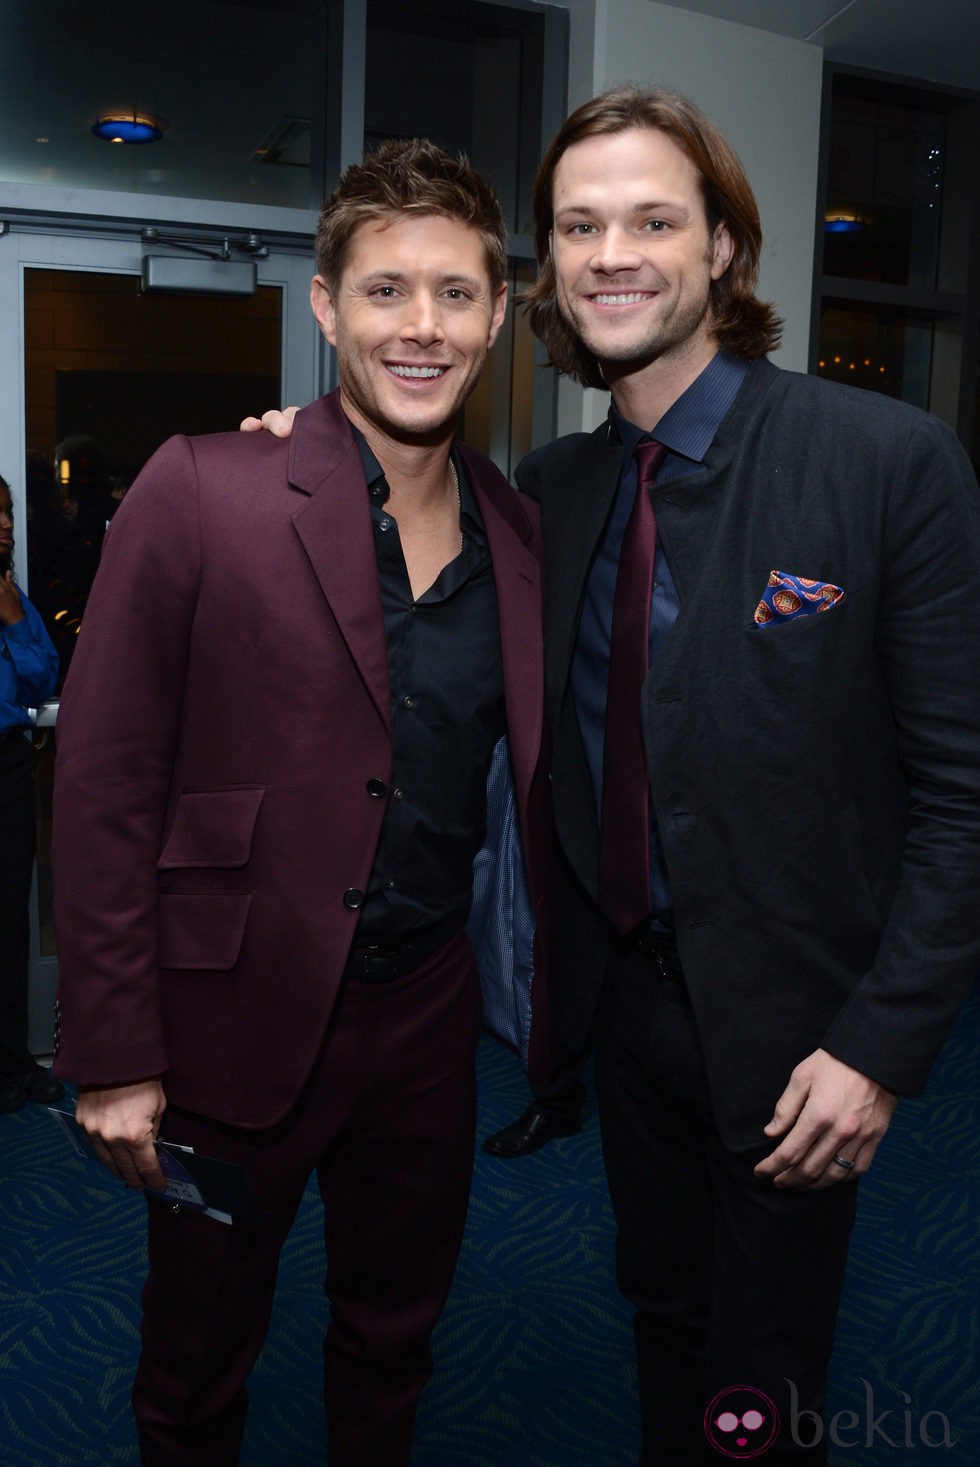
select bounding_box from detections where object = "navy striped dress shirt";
[571,351,750,928]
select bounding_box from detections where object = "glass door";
[0,229,320,1054]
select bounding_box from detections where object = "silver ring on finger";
[832,1154,855,1170]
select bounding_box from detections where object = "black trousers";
[529,847,598,1117]
[593,942,858,1466]
[530,1041,589,1114]
[0,732,37,1075]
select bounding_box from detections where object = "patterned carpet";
[2,985,978,1465]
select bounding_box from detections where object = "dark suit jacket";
[519,358,980,1149]
[53,391,549,1128]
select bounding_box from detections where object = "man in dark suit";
[514,85,980,1463]
[52,139,549,1467]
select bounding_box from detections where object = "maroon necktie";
[598,439,667,936]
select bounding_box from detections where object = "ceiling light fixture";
[91,111,168,145]
[824,210,866,234]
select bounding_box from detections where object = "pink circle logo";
[704,1385,780,1458]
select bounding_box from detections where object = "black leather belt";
[627,926,684,980]
[342,917,458,984]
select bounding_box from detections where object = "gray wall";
[552,0,824,433]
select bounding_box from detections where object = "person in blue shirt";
[0,472,62,1113]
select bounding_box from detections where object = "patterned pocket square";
[753,569,845,626]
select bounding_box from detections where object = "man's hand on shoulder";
[754,1048,898,1190]
[239,406,301,436]
[75,1077,168,1191]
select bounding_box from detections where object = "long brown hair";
[523,85,783,388]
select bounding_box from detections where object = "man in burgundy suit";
[52,139,549,1467]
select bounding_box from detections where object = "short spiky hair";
[315,138,508,295]
[523,85,783,387]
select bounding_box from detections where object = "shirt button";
[380,516,391,531]
[392,787,405,801]
[366,779,387,798]
[385,878,396,891]
[342,888,364,910]
[403,695,414,709]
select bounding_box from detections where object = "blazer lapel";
[459,444,543,795]
[545,428,621,703]
[287,394,391,730]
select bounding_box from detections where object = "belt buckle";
[348,942,407,984]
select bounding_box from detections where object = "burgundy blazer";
[52,391,549,1128]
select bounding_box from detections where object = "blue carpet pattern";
[2,985,978,1465]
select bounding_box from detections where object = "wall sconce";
[824,211,867,234]
[91,112,169,145]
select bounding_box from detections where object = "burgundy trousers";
[133,927,483,1467]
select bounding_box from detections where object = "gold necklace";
[448,457,463,553]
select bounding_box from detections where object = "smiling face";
[311,211,507,447]
[550,126,733,389]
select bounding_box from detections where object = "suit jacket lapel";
[458,443,543,797]
[545,428,621,706]
[287,393,391,731]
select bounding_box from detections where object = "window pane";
[365,0,545,237]
[823,90,946,289]
[816,303,936,409]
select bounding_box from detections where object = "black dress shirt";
[353,432,505,942]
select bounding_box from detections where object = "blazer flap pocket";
[157,892,252,970]
[158,787,265,869]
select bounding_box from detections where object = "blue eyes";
[564,220,670,236]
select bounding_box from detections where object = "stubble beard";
[556,240,720,374]
[561,280,716,375]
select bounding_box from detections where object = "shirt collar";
[352,426,484,536]
[609,351,750,469]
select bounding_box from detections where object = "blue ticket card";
[47,1106,248,1225]
[146,1146,208,1211]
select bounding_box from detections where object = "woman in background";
[0,472,61,1113]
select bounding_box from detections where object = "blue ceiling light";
[91,112,168,145]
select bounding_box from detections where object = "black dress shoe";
[21,1065,65,1105]
[483,1102,582,1158]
